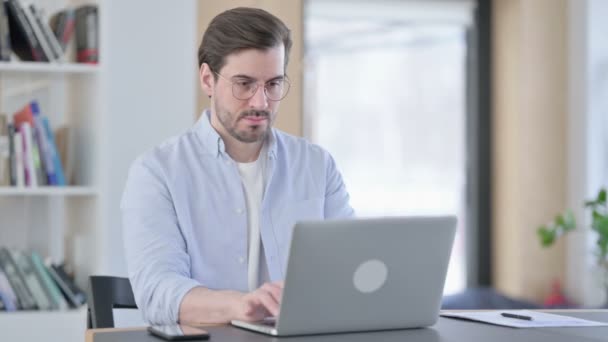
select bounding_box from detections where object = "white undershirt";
[237,146,270,291]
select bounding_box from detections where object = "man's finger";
[262,283,283,304]
[257,290,280,317]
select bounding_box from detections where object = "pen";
[501,312,533,321]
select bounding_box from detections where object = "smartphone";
[148,324,210,341]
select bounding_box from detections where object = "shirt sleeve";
[121,156,200,324]
[323,151,356,219]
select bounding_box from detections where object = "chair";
[87,276,138,328]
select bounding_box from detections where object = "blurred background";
[0,0,606,341]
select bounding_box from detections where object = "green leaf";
[537,226,555,247]
[596,216,608,237]
[598,188,607,204]
[555,214,565,227]
[593,210,602,222]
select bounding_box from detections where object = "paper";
[440,310,608,328]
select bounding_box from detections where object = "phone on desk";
[148,324,210,341]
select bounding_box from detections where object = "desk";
[86,310,608,342]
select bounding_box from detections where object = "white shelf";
[0,186,98,196]
[0,61,99,74]
[0,307,87,341]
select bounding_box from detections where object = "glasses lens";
[266,79,290,101]
[232,81,257,100]
[231,78,290,101]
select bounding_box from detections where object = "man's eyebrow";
[231,74,285,81]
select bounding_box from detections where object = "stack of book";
[0,246,87,311]
[0,101,69,187]
[0,0,98,63]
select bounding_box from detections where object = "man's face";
[210,45,285,143]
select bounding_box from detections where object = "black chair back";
[87,276,138,328]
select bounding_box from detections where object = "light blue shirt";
[121,110,354,324]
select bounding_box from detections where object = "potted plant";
[537,188,608,307]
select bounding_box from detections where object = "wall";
[492,0,568,302]
[196,0,304,136]
[100,0,198,275]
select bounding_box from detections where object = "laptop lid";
[273,216,457,336]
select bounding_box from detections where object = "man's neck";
[225,139,264,163]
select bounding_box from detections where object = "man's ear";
[199,63,214,98]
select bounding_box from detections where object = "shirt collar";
[195,109,278,159]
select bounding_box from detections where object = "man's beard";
[216,105,271,143]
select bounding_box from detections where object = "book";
[8,123,17,185]
[4,0,46,61]
[30,102,55,185]
[29,5,63,61]
[11,250,54,310]
[19,122,37,187]
[75,5,97,63]
[46,262,86,307]
[54,125,71,185]
[0,247,37,310]
[49,8,74,52]
[30,252,69,310]
[0,268,17,311]
[0,113,9,186]
[0,0,11,61]
[13,130,25,187]
[41,116,65,185]
[21,2,54,62]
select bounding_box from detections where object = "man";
[121,7,354,326]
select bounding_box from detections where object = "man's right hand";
[232,281,284,322]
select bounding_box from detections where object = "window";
[305,0,474,294]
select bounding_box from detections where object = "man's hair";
[198,7,292,78]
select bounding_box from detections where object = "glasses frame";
[213,71,291,101]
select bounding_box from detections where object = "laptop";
[231,216,457,336]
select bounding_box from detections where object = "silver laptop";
[231,216,456,336]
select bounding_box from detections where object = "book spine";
[31,252,69,310]
[13,131,25,186]
[46,263,80,307]
[20,122,37,187]
[8,123,16,186]
[0,0,11,61]
[41,117,65,186]
[61,10,74,50]
[5,0,45,61]
[0,269,18,311]
[0,247,37,310]
[75,5,97,64]
[30,102,55,185]
[22,3,54,62]
[11,250,54,310]
[0,114,9,186]
[13,131,24,187]
[30,5,63,61]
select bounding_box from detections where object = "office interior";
[0,0,606,341]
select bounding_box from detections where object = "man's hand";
[232,281,284,322]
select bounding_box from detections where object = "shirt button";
[236,208,243,215]
[238,256,245,264]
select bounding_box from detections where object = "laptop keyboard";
[260,318,277,327]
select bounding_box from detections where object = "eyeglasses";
[213,71,290,101]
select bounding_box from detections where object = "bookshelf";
[0,62,98,74]
[0,186,97,196]
[0,0,100,340]
[0,0,198,340]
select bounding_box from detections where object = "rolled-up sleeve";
[323,152,355,219]
[121,156,200,324]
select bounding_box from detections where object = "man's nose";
[248,85,269,110]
